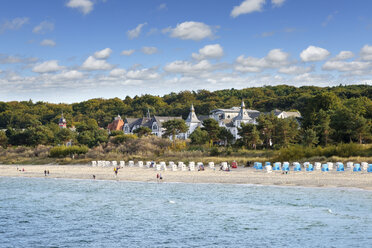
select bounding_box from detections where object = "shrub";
[50,145,89,158]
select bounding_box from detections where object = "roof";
[107,119,124,131]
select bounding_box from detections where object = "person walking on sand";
[114,167,118,177]
[44,170,47,176]
[156,173,160,182]
[47,170,49,175]
[93,175,96,180]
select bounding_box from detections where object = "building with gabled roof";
[107,115,124,132]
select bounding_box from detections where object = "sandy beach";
[1,164,371,190]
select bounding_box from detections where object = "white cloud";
[53,70,84,80]
[126,68,160,80]
[360,45,372,60]
[141,47,158,55]
[81,56,113,70]
[33,21,54,34]
[127,23,147,39]
[110,68,126,77]
[164,60,213,74]
[278,65,313,74]
[0,17,29,34]
[272,0,285,7]
[230,0,266,18]
[192,44,224,60]
[0,54,38,64]
[158,3,167,10]
[300,46,330,62]
[94,48,112,59]
[331,51,354,61]
[163,21,214,41]
[235,48,290,72]
[40,39,56,47]
[322,11,338,27]
[66,0,94,15]
[32,60,64,73]
[121,49,135,56]
[322,60,371,72]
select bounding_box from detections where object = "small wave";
[169,200,175,204]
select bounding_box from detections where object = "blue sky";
[0,0,372,103]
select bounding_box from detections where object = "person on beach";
[93,175,96,180]
[47,170,49,175]
[114,167,118,177]
[156,173,160,182]
[159,173,163,181]
[44,170,47,176]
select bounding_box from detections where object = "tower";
[59,113,67,128]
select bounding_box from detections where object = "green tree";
[133,126,152,137]
[302,129,319,147]
[55,128,75,145]
[189,127,209,145]
[238,123,261,149]
[352,115,371,144]
[162,119,188,144]
[201,118,220,146]
[218,128,234,146]
[0,131,8,148]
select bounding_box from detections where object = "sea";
[0,177,371,248]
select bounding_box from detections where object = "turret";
[59,113,67,128]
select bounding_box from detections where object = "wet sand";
[1,164,371,190]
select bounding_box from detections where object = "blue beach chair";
[306,164,314,171]
[353,164,361,172]
[321,164,329,172]
[273,162,281,171]
[265,162,271,167]
[256,162,263,170]
[336,163,344,171]
[282,162,290,172]
[367,164,372,173]
[293,163,301,171]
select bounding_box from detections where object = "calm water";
[0,177,371,248]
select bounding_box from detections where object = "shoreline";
[1,164,372,191]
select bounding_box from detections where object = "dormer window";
[124,125,129,133]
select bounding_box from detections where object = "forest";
[0,84,371,163]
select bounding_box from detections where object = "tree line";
[0,84,371,149]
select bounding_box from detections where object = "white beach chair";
[156,163,161,171]
[361,162,368,171]
[145,161,151,168]
[91,161,97,167]
[347,162,353,169]
[128,160,134,167]
[221,162,228,171]
[208,162,215,169]
[97,161,102,167]
[327,162,334,170]
[169,161,175,167]
[266,165,272,173]
[112,161,117,167]
[189,162,195,171]
[181,163,187,171]
[172,163,178,171]
[315,162,321,170]
[138,161,144,168]
[120,161,125,167]
[105,161,111,167]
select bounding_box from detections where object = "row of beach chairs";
[253,161,372,173]
[91,160,223,171]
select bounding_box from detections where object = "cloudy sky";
[1,0,372,103]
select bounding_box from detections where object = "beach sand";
[1,164,371,190]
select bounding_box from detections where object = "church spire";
[186,104,200,123]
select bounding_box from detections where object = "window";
[124,126,129,133]
[153,123,158,130]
